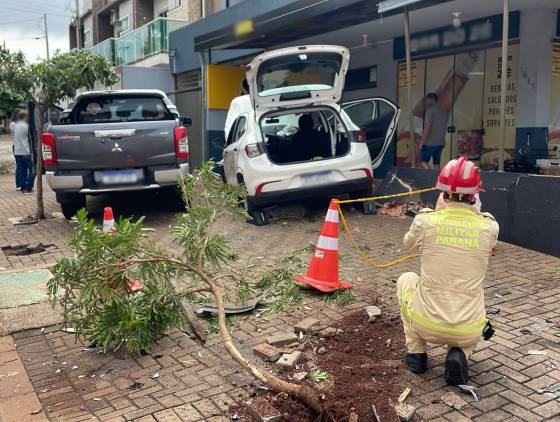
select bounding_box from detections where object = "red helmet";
[436,156,481,195]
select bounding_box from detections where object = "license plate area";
[94,169,143,186]
[300,170,332,186]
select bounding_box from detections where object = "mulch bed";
[230,310,420,421]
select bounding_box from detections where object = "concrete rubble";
[441,391,468,410]
[394,403,416,421]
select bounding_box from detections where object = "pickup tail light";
[357,129,367,143]
[42,132,57,166]
[174,126,189,159]
[245,143,262,158]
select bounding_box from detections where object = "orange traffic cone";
[102,207,115,233]
[293,199,352,292]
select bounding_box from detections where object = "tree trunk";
[36,106,45,220]
[207,280,324,414]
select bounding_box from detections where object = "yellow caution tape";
[336,186,438,268]
[337,186,438,204]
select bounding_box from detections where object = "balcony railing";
[89,18,187,66]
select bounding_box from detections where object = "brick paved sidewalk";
[0,174,559,421]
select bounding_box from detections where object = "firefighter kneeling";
[397,156,499,385]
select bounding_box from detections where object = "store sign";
[393,12,520,60]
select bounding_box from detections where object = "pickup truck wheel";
[165,186,185,211]
[58,194,86,220]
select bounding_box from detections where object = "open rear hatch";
[247,45,349,112]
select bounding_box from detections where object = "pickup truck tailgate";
[51,120,177,170]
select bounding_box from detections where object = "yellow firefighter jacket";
[402,202,499,338]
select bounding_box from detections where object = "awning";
[377,0,425,14]
[193,0,450,52]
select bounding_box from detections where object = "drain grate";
[1,243,56,256]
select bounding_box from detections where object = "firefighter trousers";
[396,272,480,359]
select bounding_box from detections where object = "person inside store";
[419,92,450,169]
[396,156,499,385]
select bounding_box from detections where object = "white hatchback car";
[222,45,399,225]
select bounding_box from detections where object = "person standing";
[10,109,21,190]
[419,93,450,169]
[397,157,499,385]
[13,111,35,194]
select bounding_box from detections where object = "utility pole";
[498,0,509,172]
[75,0,81,50]
[43,14,50,59]
[404,7,415,168]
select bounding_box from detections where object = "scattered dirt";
[1,243,56,256]
[379,201,433,219]
[230,311,419,421]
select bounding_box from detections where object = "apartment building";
[69,0,201,67]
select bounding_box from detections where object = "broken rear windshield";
[257,52,342,97]
[74,95,173,124]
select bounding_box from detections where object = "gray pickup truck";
[44,89,191,218]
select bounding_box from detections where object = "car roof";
[76,89,168,98]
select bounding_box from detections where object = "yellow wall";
[206,64,246,110]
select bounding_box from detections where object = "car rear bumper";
[46,163,189,194]
[248,177,371,207]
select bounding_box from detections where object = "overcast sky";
[0,0,75,62]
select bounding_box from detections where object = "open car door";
[343,98,400,169]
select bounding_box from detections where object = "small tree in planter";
[0,48,117,220]
[48,162,323,413]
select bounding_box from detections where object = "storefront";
[394,12,522,170]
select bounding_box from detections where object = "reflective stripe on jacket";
[402,202,499,337]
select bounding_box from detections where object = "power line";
[0,18,41,25]
[2,4,71,18]
[4,0,70,14]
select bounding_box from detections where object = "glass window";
[345,102,374,127]
[75,96,173,124]
[377,101,394,118]
[256,52,342,97]
[83,30,91,44]
[235,116,247,141]
[118,16,129,35]
[169,0,181,9]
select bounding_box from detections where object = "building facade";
[166,0,560,174]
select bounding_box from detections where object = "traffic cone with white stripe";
[102,207,115,234]
[293,199,352,292]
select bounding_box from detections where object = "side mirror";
[180,116,192,127]
[211,137,226,149]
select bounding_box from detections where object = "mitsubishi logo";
[112,142,123,153]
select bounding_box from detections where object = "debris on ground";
[371,405,381,422]
[294,317,320,334]
[394,403,416,421]
[253,343,284,362]
[245,397,283,422]
[151,372,160,379]
[520,321,554,335]
[365,305,382,322]
[379,202,431,219]
[319,327,337,338]
[275,351,302,370]
[348,412,358,422]
[293,371,307,381]
[267,332,299,347]
[317,346,327,355]
[128,382,143,390]
[527,350,547,355]
[441,391,468,410]
[537,382,560,394]
[458,384,479,401]
[398,387,411,403]
[485,306,500,315]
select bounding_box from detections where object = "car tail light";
[357,129,367,143]
[42,132,57,166]
[245,143,262,158]
[174,126,189,159]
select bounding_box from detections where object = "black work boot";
[445,347,469,385]
[404,352,428,373]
